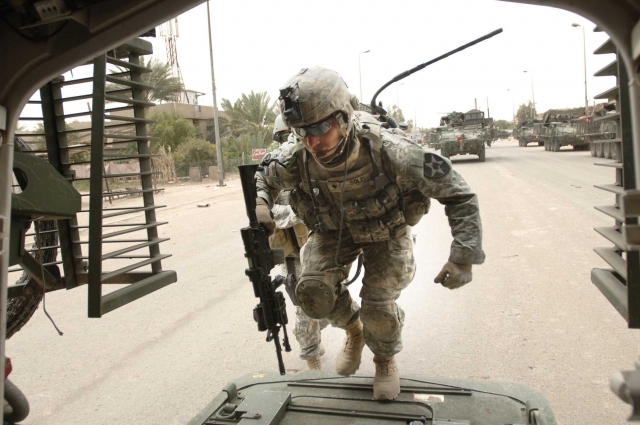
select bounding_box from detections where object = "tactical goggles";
[292,117,333,138]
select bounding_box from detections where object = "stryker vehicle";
[493,128,512,139]
[576,101,619,158]
[514,120,543,147]
[2,1,640,425]
[539,108,589,152]
[427,110,492,162]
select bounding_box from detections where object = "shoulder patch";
[423,152,451,179]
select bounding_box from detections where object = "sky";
[21,0,616,129]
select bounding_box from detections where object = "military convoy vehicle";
[577,102,620,159]
[427,109,493,161]
[539,108,589,152]
[513,120,543,147]
[493,128,512,139]
[3,1,640,424]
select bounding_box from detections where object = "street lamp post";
[572,23,588,110]
[358,50,370,104]
[508,88,514,122]
[206,1,224,186]
[523,70,535,119]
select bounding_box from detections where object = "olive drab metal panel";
[589,26,640,327]
[9,38,176,318]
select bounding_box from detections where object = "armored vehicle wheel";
[604,143,613,159]
[553,140,561,152]
[590,142,597,157]
[596,143,604,158]
[478,146,486,162]
[544,141,549,151]
[613,142,622,161]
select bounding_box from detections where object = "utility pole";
[572,23,589,110]
[486,96,490,118]
[524,70,535,119]
[508,88,514,123]
[206,1,224,186]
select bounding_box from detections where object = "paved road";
[7,140,640,424]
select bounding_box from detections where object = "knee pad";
[360,300,403,340]
[296,271,339,319]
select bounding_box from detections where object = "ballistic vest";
[289,117,429,243]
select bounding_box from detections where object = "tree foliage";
[107,58,184,105]
[148,111,196,152]
[220,91,278,161]
[493,119,514,130]
[406,119,414,133]
[220,91,277,138]
[387,105,406,124]
[143,58,184,103]
[174,138,217,165]
[517,102,537,123]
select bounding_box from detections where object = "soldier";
[255,67,484,400]
[270,115,331,370]
[389,122,409,137]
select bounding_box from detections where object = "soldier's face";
[300,118,343,160]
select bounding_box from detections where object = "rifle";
[238,164,292,375]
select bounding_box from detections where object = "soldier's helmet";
[272,114,291,144]
[398,122,409,130]
[278,66,360,137]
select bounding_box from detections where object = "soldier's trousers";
[299,229,416,357]
[283,256,330,360]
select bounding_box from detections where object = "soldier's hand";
[256,197,276,236]
[434,261,472,290]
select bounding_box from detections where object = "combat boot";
[335,319,364,376]
[373,355,400,400]
[306,344,325,371]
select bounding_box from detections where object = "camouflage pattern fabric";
[273,201,329,360]
[293,306,331,360]
[257,112,485,265]
[258,111,484,357]
[300,229,414,356]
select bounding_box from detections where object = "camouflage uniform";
[258,110,484,358]
[270,182,330,360]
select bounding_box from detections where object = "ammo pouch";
[342,183,407,243]
[346,209,407,243]
[289,186,341,231]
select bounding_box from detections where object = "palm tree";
[220,91,277,138]
[107,58,184,105]
[142,58,184,104]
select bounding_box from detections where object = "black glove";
[256,197,276,236]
